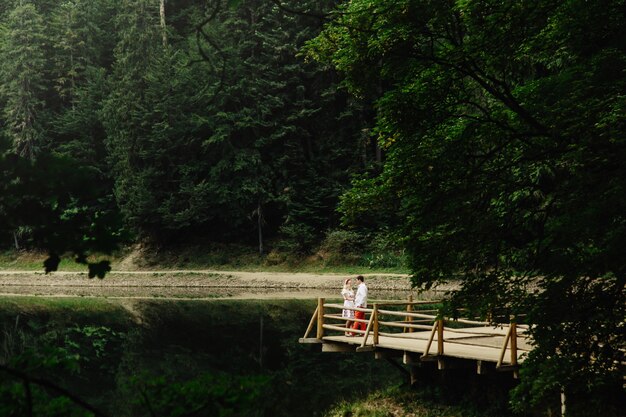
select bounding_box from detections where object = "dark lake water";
[0,296,405,417]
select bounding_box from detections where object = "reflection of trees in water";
[0,299,401,416]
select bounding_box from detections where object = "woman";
[341,278,355,335]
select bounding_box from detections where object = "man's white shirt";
[354,282,368,308]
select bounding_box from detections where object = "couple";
[341,275,368,336]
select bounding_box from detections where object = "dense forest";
[0,0,379,256]
[0,0,624,415]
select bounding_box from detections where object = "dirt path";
[0,269,410,288]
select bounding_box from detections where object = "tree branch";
[267,0,326,20]
[0,364,111,417]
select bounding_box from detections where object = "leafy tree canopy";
[306,0,625,413]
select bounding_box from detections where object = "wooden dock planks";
[322,326,529,364]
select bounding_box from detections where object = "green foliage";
[307,0,626,413]
[0,136,126,272]
[0,0,125,268]
[0,2,47,160]
[317,229,363,264]
[323,385,492,417]
[63,325,124,374]
[359,232,406,269]
[123,372,270,417]
[0,323,92,417]
[93,0,368,248]
[0,298,405,416]
[321,229,363,254]
[276,223,317,254]
[0,0,370,259]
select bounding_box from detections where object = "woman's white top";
[341,288,355,318]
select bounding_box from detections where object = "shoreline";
[0,269,456,299]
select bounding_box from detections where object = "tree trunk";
[13,231,19,251]
[257,199,264,256]
[159,0,167,47]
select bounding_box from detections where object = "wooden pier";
[299,298,531,378]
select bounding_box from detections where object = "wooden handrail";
[378,321,434,331]
[339,317,369,324]
[323,314,367,323]
[441,327,523,338]
[385,319,435,324]
[451,317,493,326]
[324,303,374,313]
[323,324,366,334]
[378,331,430,340]
[378,319,434,324]
[374,300,441,307]
[377,309,438,319]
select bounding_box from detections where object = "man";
[351,275,368,333]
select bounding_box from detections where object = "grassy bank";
[0,243,410,274]
[325,387,463,417]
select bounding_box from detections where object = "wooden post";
[560,387,566,417]
[410,366,419,386]
[360,308,376,348]
[477,360,486,375]
[424,321,438,356]
[373,304,379,345]
[437,319,444,356]
[510,317,518,363]
[407,295,413,333]
[510,317,519,378]
[302,306,319,339]
[316,298,325,339]
[497,325,513,368]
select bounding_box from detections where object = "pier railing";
[301,297,526,369]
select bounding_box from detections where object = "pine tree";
[0,2,47,160]
[49,0,117,105]
[103,0,217,239]
[199,0,365,250]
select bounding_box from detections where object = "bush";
[318,230,364,265]
[276,223,318,254]
[320,230,365,255]
[360,232,407,269]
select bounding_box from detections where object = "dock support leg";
[409,365,419,386]
[385,357,410,382]
[477,360,491,375]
